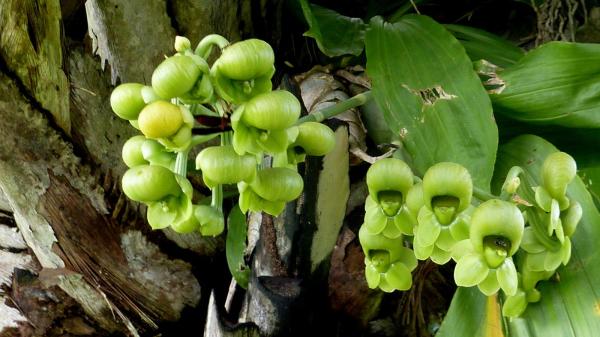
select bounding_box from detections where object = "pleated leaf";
[365,15,498,190]
[490,42,600,128]
[445,24,524,68]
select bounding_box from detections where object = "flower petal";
[544,249,563,271]
[478,270,500,296]
[384,263,413,291]
[502,290,528,317]
[365,206,387,235]
[413,239,434,261]
[365,263,381,289]
[436,227,456,251]
[397,247,418,271]
[561,237,572,265]
[497,258,518,296]
[520,227,545,253]
[382,219,403,239]
[451,239,474,262]
[430,246,452,265]
[394,208,415,235]
[534,186,552,212]
[449,213,470,241]
[454,254,489,287]
[416,208,441,247]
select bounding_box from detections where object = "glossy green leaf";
[437,288,505,337]
[445,24,524,68]
[226,205,250,289]
[490,42,600,128]
[494,134,600,336]
[365,15,498,190]
[299,0,367,57]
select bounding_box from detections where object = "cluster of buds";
[112,35,336,236]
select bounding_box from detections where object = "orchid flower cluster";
[358,153,581,318]
[111,35,335,236]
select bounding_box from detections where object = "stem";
[195,34,230,59]
[190,133,219,147]
[473,186,498,201]
[211,131,233,212]
[295,91,372,125]
[191,103,218,117]
[174,150,189,177]
[214,99,228,117]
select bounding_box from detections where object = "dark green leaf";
[365,15,498,190]
[490,42,600,128]
[388,0,431,22]
[445,24,524,68]
[299,0,367,57]
[497,116,600,168]
[226,205,250,288]
[493,134,600,336]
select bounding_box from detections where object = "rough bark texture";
[0,71,201,334]
[0,0,70,133]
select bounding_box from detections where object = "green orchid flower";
[238,167,303,216]
[277,122,336,167]
[210,39,275,104]
[414,162,473,264]
[533,152,577,238]
[452,199,524,296]
[196,145,257,188]
[110,83,146,120]
[194,205,225,236]
[231,90,301,157]
[358,225,417,292]
[362,158,417,239]
[137,100,195,151]
[151,53,213,103]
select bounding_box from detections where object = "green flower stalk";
[137,100,195,151]
[358,225,417,292]
[363,158,417,238]
[231,90,301,156]
[211,39,275,104]
[453,199,524,296]
[238,167,304,216]
[414,162,473,264]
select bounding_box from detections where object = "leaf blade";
[226,205,250,289]
[365,15,498,190]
